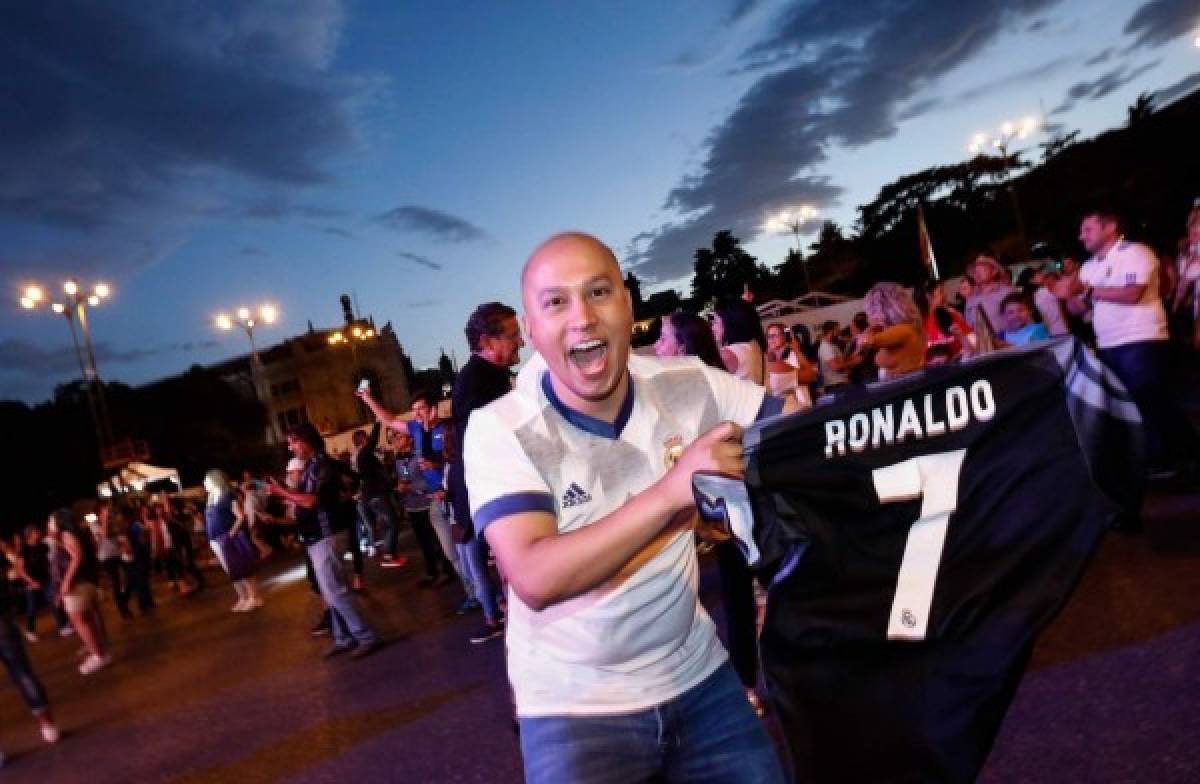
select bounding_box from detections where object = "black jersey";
[694,337,1144,783]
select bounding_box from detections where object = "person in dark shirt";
[448,302,523,643]
[119,505,156,614]
[353,422,405,568]
[48,508,111,675]
[0,545,60,753]
[17,525,70,641]
[269,423,381,660]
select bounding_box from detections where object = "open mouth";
[568,338,608,374]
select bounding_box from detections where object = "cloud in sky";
[0,1,360,232]
[0,337,219,379]
[628,0,1062,281]
[1050,61,1161,115]
[318,225,353,239]
[899,55,1078,120]
[372,206,489,243]
[1123,0,1200,49]
[397,251,443,271]
[1156,71,1200,105]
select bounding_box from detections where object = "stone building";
[210,297,412,443]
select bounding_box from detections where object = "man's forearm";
[1090,284,1147,305]
[362,395,404,428]
[489,479,683,611]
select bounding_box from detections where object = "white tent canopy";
[98,462,182,498]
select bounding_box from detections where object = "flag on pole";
[917,203,940,281]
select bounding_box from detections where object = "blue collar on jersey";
[540,370,635,440]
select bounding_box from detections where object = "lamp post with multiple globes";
[214,303,280,440]
[968,115,1039,242]
[19,279,114,448]
[328,324,377,423]
[763,205,820,294]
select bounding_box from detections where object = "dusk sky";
[2,0,1198,403]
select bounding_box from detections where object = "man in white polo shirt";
[464,233,786,783]
[1079,208,1199,477]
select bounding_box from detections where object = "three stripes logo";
[561,482,593,509]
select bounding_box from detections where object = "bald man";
[464,233,786,783]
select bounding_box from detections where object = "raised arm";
[356,388,407,430]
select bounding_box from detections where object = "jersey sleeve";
[463,407,556,535]
[1120,245,1158,285]
[700,364,767,427]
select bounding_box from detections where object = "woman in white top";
[652,309,767,716]
[712,298,766,385]
[764,322,815,410]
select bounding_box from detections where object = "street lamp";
[968,115,1039,158]
[214,303,278,364]
[18,278,115,447]
[968,115,1039,242]
[764,205,820,293]
[328,322,379,424]
[214,303,280,440]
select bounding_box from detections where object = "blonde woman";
[863,282,928,379]
[204,470,262,612]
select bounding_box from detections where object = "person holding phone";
[269,424,381,660]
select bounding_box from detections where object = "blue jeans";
[0,613,49,714]
[24,584,67,633]
[518,661,785,784]
[457,538,498,623]
[1099,340,1200,468]
[360,494,400,557]
[307,533,376,647]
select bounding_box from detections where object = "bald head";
[522,232,619,296]
[520,231,634,418]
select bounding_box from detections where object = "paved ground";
[4,381,1198,782]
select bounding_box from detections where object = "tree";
[1127,92,1156,127]
[689,230,771,305]
[624,271,645,317]
[1039,129,1081,163]
[643,288,683,317]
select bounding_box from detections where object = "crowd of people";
[2,204,1197,778]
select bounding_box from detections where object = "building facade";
[211,317,412,443]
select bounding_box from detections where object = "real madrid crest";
[663,434,684,469]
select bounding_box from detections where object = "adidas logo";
[561,482,593,508]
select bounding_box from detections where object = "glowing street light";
[213,302,281,440]
[17,277,116,446]
[213,303,278,362]
[763,205,821,293]
[968,115,1039,157]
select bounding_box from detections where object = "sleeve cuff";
[755,394,785,422]
[474,492,556,534]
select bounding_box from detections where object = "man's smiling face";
[522,234,633,417]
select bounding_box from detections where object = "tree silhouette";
[690,230,771,305]
[1039,129,1081,163]
[624,271,646,319]
[1127,92,1156,127]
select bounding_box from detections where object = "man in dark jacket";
[448,301,523,643]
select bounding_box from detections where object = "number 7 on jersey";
[871,449,967,642]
